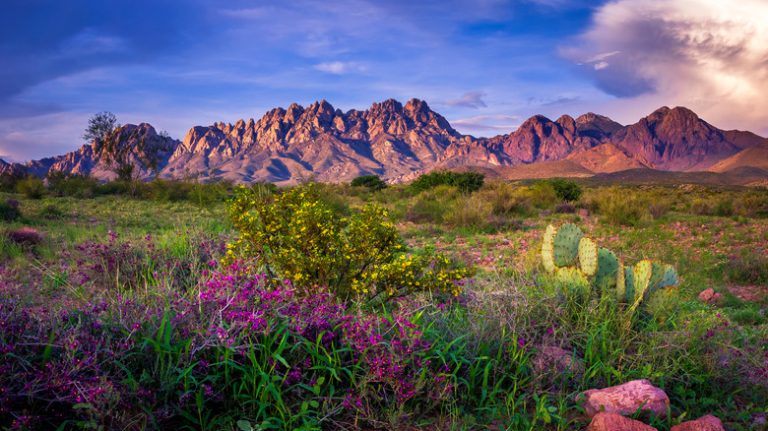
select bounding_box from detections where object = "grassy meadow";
[0,175,767,430]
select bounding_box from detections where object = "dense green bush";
[47,171,99,198]
[410,170,485,193]
[544,178,582,202]
[16,177,45,199]
[587,187,651,226]
[0,199,21,221]
[226,183,470,302]
[405,185,461,224]
[351,174,387,191]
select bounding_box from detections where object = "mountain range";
[2,98,767,185]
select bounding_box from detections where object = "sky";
[2,0,767,162]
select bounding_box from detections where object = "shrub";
[38,203,64,219]
[724,252,768,285]
[0,199,20,222]
[405,185,461,224]
[351,174,387,191]
[525,182,559,209]
[587,187,651,226]
[226,183,470,302]
[16,177,45,199]
[544,178,582,202]
[410,171,484,193]
[47,171,99,198]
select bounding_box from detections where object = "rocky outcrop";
[611,107,765,171]
[587,412,658,431]
[579,379,670,418]
[162,98,459,183]
[5,100,766,184]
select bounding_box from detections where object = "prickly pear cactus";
[553,223,583,267]
[634,259,655,303]
[616,261,626,300]
[656,264,679,289]
[578,237,598,276]
[648,262,664,295]
[541,224,557,273]
[594,247,619,293]
[622,266,635,303]
[555,266,590,294]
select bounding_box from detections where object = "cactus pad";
[594,247,619,293]
[541,224,557,273]
[633,260,654,302]
[623,266,635,303]
[578,237,598,276]
[657,265,679,289]
[553,223,583,267]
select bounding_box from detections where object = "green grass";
[1,182,767,430]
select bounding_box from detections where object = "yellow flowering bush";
[226,183,470,302]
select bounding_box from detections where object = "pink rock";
[671,415,725,431]
[698,288,722,303]
[580,379,670,418]
[587,412,657,431]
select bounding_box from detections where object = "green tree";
[351,174,387,191]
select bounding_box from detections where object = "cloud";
[444,91,488,108]
[563,0,768,132]
[314,61,367,75]
[451,114,521,132]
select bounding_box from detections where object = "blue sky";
[2,0,767,161]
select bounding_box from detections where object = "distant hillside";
[3,98,767,185]
[709,141,768,173]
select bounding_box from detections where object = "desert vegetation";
[0,172,766,430]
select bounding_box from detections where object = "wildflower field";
[0,177,767,430]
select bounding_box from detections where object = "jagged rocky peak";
[575,112,623,138]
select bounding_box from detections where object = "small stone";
[587,412,657,431]
[698,288,717,302]
[671,415,725,431]
[579,379,670,418]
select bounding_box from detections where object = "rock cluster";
[581,380,726,431]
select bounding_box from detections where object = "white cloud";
[313,61,367,75]
[564,0,768,133]
[451,114,521,132]
[444,91,487,108]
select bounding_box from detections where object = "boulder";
[587,412,657,431]
[671,415,725,431]
[698,288,722,303]
[580,379,670,418]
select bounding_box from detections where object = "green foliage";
[586,187,652,226]
[351,174,387,191]
[226,183,470,302]
[83,111,119,145]
[16,176,45,199]
[410,170,485,193]
[47,171,99,198]
[544,178,582,202]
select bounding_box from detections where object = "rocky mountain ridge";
[2,99,766,184]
